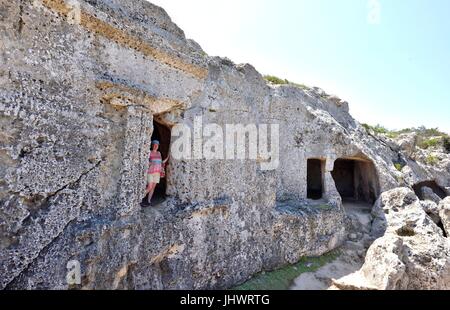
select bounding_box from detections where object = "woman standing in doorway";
[142,140,169,207]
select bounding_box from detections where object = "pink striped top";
[148,151,162,174]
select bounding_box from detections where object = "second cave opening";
[331,158,379,205]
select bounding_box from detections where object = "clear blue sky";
[150,0,450,133]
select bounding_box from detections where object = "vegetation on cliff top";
[263,75,309,90]
[362,124,450,153]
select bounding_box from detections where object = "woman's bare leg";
[148,187,156,203]
[142,183,154,206]
[145,184,150,194]
[147,183,156,204]
[145,184,152,197]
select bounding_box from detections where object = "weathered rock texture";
[333,188,450,290]
[0,0,449,289]
[439,197,450,237]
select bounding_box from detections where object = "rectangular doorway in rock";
[307,159,325,200]
[143,119,172,206]
[331,158,379,205]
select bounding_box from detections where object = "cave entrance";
[413,181,446,200]
[307,159,325,200]
[331,158,379,205]
[144,119,171,205]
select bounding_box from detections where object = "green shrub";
[413,126,448,138]
[373,124,389,134]
[425,155,439,166]
[419,127,443,137]
[443,136,450,153]
[263,75,310,90]
[362,123,371,132]
[394,163,403,171]
[418,137,441,149]
[264,75,288,85]
[362,124,387,134]
[386,131,400,139]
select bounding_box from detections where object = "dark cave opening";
[413,181,446,200]
[143,119,171,205]
[437,220,448,238]
[307,159,325,200]
[331,158,380,204]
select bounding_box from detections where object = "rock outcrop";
[420,200,441,224]
[439,197,450,237]
[421,186,442,205]
[333,188,450,290]
[396,133,417,157]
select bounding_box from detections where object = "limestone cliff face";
[0,0,448,289]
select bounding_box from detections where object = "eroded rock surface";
[421,186,442,205]
[333,188,450,290]
[439,197,450,237]
[1,0,449,290]
[290,202,375,290]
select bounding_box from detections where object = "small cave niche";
[331,158,380,204]
[143,119,172,206]
[412,181,446,200]
[307,158,325,200]
[437,221,448,238]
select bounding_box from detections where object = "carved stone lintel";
[96,81,185,115]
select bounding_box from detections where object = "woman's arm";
[163,154,170,164]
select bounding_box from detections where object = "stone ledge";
[96,80,185,115]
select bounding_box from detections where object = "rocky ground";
[290,201,375,290]
[291,187,450,290]
[294,126,450,290]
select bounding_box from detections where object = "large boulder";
[420,200,441,224]
[439,197,450,237]
[421,186,442,204]
[396,133,418,156]
[334,188,450,290]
